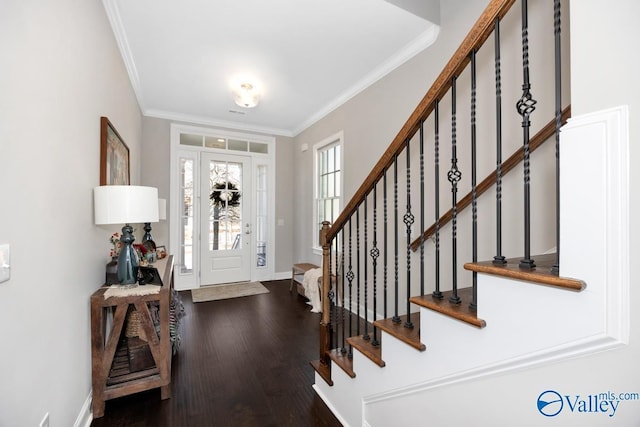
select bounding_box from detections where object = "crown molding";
[292,24,440,136]
[145,109,294,137]
[102,0,146,111]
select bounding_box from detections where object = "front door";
[200,152,252,285]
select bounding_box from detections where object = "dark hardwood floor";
[91,280,342,427]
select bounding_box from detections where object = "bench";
[290,263,320,297]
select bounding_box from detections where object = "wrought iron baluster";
[341,228,346,354]
[333,233,340,350]
[516,0,537,269]
[470,49,478,311]
[393,155,401,323]
[433,101,443,300]
[356,206,361,336]
[363,196,370,341]
[448,77,462,305]
[552,0,561,273]
[329,244,336,349]
[371,182,380,346]
[347,218,354,359]
[404,139,414,328]
[419,119,425,297]
[383,169,389,319]
[493,18,507,266]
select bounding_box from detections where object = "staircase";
[309,1,630,425]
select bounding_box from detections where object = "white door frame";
[169,124,276,291]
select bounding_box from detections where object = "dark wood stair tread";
[374,313,425,352]
[310,359,333,386]
[347,335,385,367]
[464,253,585,291]
[410,287,486,328]
[328,348,355,378]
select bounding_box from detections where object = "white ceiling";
[103,0,440,136]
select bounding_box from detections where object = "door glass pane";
[250,142,268,154]
[256,165,268,267]
[228,139,248,151]
[205,136,226,149]
[180,133,203,147]
[209,160,242,251]
[179,158,194,273]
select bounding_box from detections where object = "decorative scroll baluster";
[371,182,380,346]
[341,228,346,354]
[402,139,415,328]
[347,218,354,359]
[433,101,443,300]
[393,155,401,323]
[470,49,478,311]
[383,170,389,319]
[363,196,370,341]
[516,0,537,269]
[356,206,361,337]
[493,18,506,265]
[329,244,336,349]
[448,77,462,305]
[404,140,415,328]
[552,0,561,273]
[419,120,425,297]
[333,234,340,350]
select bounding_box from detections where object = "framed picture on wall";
[100,116,130,185]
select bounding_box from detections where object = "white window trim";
[312,131,344,255]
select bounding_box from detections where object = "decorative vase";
[105,257,118,285]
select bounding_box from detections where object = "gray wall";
[0,0,142,425]
[293,0,491,265]
[140,117,295,275]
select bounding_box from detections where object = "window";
[179,156,195,274]
[313,132,343,253]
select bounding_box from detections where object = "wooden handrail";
[327,0,516,242]
[410,105,571,251]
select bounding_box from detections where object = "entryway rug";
[191,281,269,303]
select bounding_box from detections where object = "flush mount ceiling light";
[232,82,260,108]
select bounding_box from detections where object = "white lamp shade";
[158,198,167,221]
[94,185,159,225]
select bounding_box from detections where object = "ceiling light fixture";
[233,82,260,108]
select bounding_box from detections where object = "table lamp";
[94,185,159,287]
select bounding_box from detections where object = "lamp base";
[117,224,140,287]
[142,222,156,251]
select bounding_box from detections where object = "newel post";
[319,221,332,364]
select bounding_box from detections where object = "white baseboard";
[73,391,92,427]
[273,270,291,280]
[313,384,352,427]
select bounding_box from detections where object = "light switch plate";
[0,244,10,283]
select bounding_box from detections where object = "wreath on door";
[209,182,241,208]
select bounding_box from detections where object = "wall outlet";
[39,412,49,427]
[0,244,10,283]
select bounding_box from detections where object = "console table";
[90,255,174,418]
